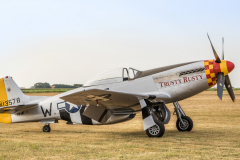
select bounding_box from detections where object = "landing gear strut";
[173,102,193,131]
[43,124,51,132]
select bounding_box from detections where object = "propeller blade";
[222,37,224,60]
[217,73,225,100]
[207,33,221,63]
[225,75,235,102]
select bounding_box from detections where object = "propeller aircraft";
[0,34,235,137]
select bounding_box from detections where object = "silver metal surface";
[41,119,57,124]
[176,102,186,116]
[106,114,135,124]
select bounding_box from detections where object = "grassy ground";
[207,88,240,91]
[0,91,240,159]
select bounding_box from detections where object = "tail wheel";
[176,116,193,131]
[146,120,165,137]
[43,125,51,132]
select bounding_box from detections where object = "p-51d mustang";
[0,35,235,137]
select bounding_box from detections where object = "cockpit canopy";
[83,67,140,87]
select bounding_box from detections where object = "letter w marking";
[41,103,52,117]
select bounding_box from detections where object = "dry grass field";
[0,91,240,160]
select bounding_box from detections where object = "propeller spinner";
[207,34,235,102]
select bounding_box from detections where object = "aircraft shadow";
[25,129,238,139]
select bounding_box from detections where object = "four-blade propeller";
[207,34,235,102]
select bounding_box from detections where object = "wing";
[0,104,38,114]
[60,89,170,110]
[60,89,170,125]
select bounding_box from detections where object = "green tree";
[52,84,82,88]
[34,82,51,88]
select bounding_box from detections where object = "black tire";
[43,125,51,132]
[176,116,193,132]
[146,120,165,137]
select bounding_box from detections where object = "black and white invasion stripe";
[59,105,100,125]
[139,99,156,130]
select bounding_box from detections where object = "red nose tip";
[227,61,235,73]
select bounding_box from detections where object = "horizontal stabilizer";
[0,104,38,114]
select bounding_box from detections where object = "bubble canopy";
[83,67,140,87]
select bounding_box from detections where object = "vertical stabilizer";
[0,76,29,107]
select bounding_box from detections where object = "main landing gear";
[141,100,192,137]
[173,102,193,132]
[42,124,51,132]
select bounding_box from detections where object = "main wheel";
[146,120,165,137]
[176,116,193,131]
[43,125,51,132]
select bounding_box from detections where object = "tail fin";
[0,76,29,107]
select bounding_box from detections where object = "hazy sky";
[0,0,239,88]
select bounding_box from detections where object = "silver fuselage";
[11,60,210,124]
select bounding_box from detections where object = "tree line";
[33,82,83,88]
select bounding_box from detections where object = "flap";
[83,105,111,124]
